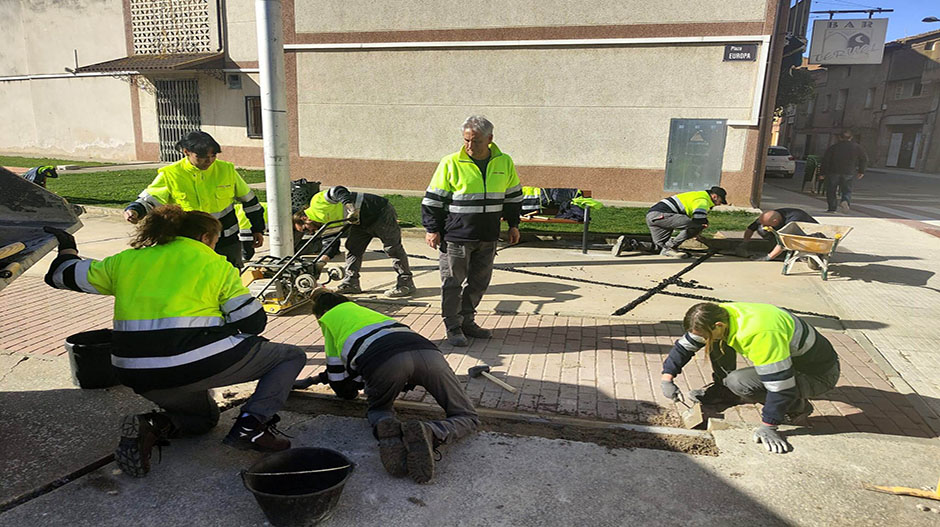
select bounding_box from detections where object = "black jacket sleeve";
[662,332,707,376]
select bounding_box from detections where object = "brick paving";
[2,276,934,439]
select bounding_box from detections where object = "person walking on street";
[43,206,306,477]
[308,290,479,484]
[626,187,726,259]
[293,186,416,298]
[421,115,523,346]
[124,131,265,268]
[661,302,841,454]
[742,208,818,261]
[821,130,867,213]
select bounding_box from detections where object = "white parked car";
[765,146,796,178]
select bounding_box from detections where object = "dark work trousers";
[341,205,413,288]
[139,341,305,435]
[826,173,856,210]
[358,348,479,445]
[709,336,841,408]
[439,240,497,330]
[214,240,244,270]
[645,211,704,251]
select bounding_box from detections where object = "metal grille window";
[246,96,263,138]
[155,80,201,162]
[131,0,212,54]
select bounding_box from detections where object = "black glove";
[43,226,77,251]
[317,370,330,384]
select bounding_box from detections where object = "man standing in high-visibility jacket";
[645,186,727,259]
[123,131,265,268]
[421,116,523,347]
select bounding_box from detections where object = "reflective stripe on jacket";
[650,191,715,222]
[317,301,413,382]
[127,158,264,245]
[45,237,265,391]
[421,142,523,242]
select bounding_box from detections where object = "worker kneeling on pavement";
[742,208,817,261]
[617,187,727,259]
[310,289,479,483]
[293,186,415,298]
[661,302,841,454]
[43,206,306,477]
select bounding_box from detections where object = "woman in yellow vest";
[308,289,479,484]
[661,302,840,453]
[123,131,265,269]
[43,206,304,478]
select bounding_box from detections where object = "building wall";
[792,33,940,173]
[0,0,136,160]
[287,0,774,204]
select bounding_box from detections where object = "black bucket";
[242,447,355,527]
[64,329,121,389]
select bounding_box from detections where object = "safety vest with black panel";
[44,237,267,392]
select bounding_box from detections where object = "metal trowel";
[676,394,705,429]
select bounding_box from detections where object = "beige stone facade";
[0,0,786,204]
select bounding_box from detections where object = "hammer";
[468,365,517,393]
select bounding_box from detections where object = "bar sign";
[724,44,757,61]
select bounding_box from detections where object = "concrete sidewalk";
[762,179,940,432]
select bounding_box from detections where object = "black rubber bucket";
[242,447,355,527]
[64,329,121,389]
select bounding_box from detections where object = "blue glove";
[753,424,791,454]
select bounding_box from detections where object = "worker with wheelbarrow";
[660,302,841,454]
[302,289,479,484]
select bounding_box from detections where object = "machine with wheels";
[242,218,352,315]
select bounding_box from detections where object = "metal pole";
[255,0,292,257]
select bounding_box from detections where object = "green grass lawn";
[0,155,114,168]
[44,167,755,234]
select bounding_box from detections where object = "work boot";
[688,383,741,405]
[222,413,291,452]
[374,417,407,478]
[446,327,469,347]
[334,282,362,295]
[401,421,436,484]
[660,248,690,259]
[838,201,850,214]
[461,322,492,339]
[611,235,626,257]
[384,282,416,298]
[115,412,174,478]
[784,400,814,425]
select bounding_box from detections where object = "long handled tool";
[468,364,517,393]
[0,242,26,260]
[253,218,352,302]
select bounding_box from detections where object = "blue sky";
[804,0,940,54]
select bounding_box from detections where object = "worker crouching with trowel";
[307,289,479,483]
[43,206,306,477]
[660,302,841,453]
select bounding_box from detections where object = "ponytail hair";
[174,130,221,156]
[683,302,730,358]
[130,205,222,248]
